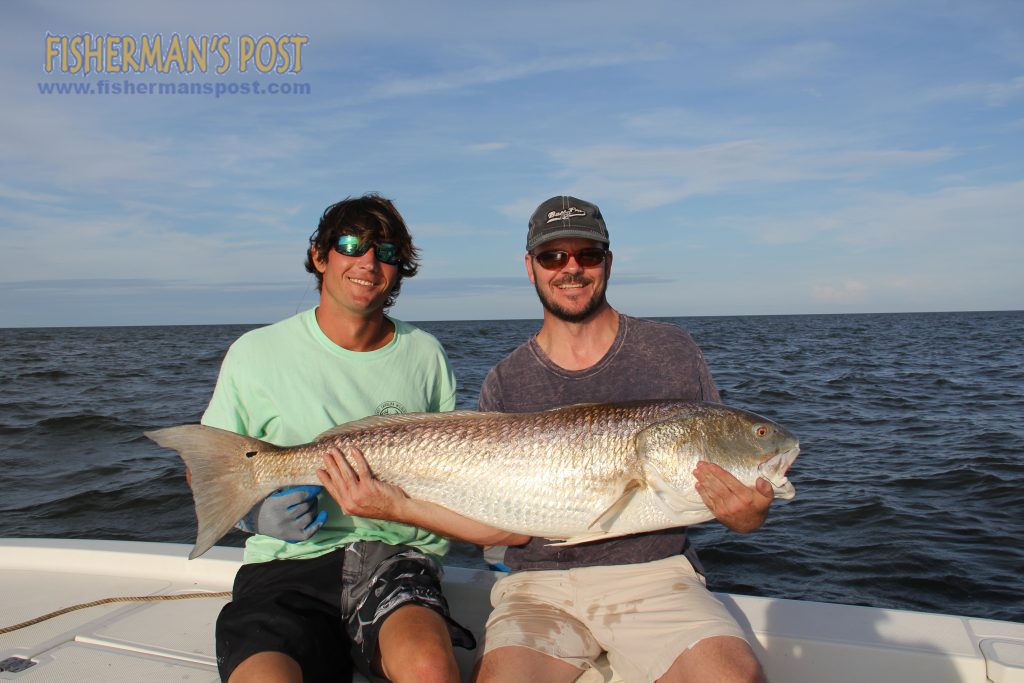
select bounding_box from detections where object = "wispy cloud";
[3,1,1022,324]
[466,142,509,153]
[359,46,671,101]
[919,75,1024,107]
[710,180,1024,246]
[546,140,954,209]
[0,182,66,204]
[736,41,842,80]
[812,279,867,304]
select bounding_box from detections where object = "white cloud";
[358,46,671,101]
[546,140,954,209]
[3,0,1022,325]
[466,142,509,153]
[411,222,505,238]
[709,180,1024,249]
[736,41,842,81]
[623,108,777,142]
[919,75,1024,107]
[812,279,866,304]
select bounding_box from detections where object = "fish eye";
[753,425,769,438]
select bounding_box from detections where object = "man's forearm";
[318,446,530,547]
[394,496,530,547]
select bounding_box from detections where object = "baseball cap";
[526,196,609,251]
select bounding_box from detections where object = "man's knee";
[378,605,459,683]
[391,648,459,683]
[227,651,303,683]
[475,646,584,683]
[661,636,766,683]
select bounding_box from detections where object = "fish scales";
[327,408,640,532]
[146,400,800,559]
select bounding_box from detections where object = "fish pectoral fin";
[664,487,705,510]
[586,479,642,531]
[646,465,703,514]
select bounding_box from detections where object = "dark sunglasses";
[334,235,401,265]
[532,247,608,270]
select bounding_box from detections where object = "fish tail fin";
[145,424,277,559]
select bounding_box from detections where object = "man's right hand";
[317,446,410,522]
[237,485,328,542]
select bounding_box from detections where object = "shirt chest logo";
[376,401,407,416]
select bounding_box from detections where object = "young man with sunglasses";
[201,194,473,683]
[319,196,775,681]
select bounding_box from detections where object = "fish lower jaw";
[756,446,799,499]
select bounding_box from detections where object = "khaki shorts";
[482,555,748,682]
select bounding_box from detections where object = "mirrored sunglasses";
[334,235,401,265]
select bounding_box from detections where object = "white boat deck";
[1,538,1022,682]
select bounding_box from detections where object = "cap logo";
[546,207,587,224]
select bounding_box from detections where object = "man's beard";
[534,274,608,323]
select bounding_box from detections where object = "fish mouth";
[758,445,800,500]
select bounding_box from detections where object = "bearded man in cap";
[319,196,773,683]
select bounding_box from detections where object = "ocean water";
[1,311,1021,623]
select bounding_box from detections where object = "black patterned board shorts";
[216,541,476,682]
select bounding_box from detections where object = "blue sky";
[2,0,1022,327]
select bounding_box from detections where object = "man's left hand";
[693,461,773,533]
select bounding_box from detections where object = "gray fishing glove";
[236,485,328,542]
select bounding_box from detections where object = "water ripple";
[1,312,1022,622]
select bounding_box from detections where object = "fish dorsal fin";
[315,409,493,441]
[585,479,643,531]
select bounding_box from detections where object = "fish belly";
[343,436,639,540]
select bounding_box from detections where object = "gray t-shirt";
[478,314,720,572]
